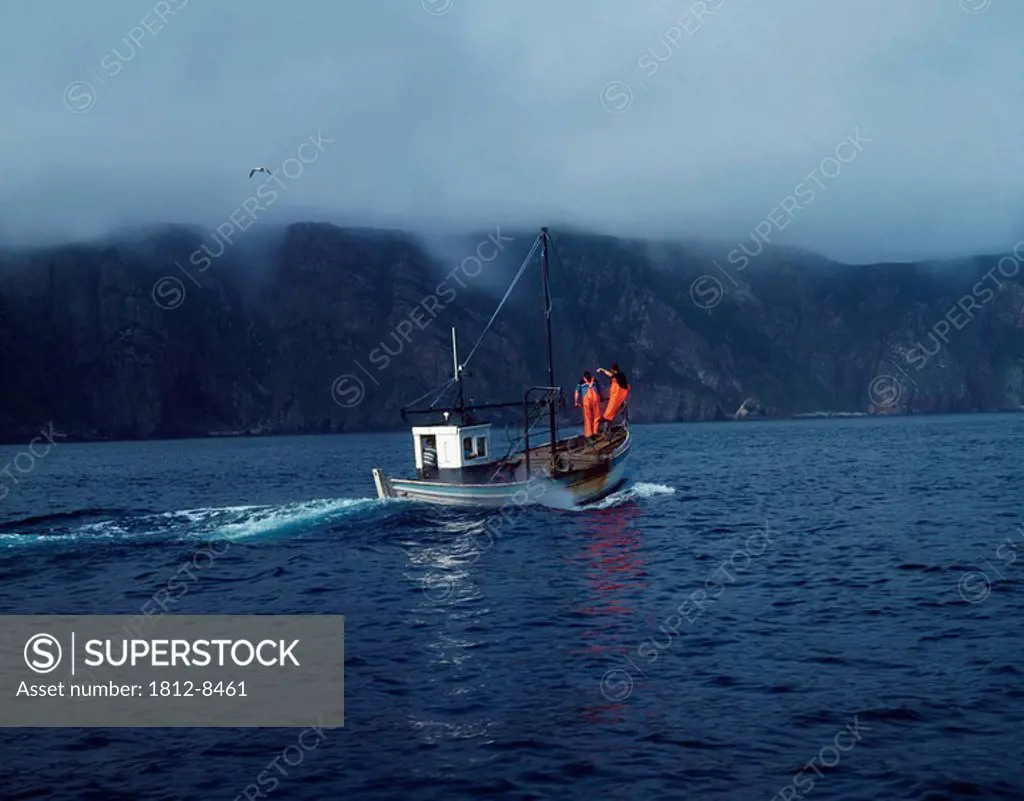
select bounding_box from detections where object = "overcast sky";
[1,0,1020,262]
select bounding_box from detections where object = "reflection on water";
[575,502,647,620]
[402,516,490,606]
[573,502,650,725]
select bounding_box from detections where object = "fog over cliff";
[2,1,1023,442]
[2,0,1023,262]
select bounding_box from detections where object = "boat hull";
[373,431,630,508]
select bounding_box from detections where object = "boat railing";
[486,386,563,483]
[522,386,564,478]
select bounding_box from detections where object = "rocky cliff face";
[1,223,1022,442]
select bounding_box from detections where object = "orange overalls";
[581,378,601,437]
[603,377,629,425]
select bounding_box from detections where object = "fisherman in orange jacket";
[597,363,629,431]
[574,371,602,443]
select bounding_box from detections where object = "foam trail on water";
[202,498,378,541]
[630,482,676,498]
[587,481,675,509]
[0,497,382,550]
[160,505,262,525]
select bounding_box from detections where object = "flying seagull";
[249,166,271,178]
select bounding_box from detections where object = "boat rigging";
[371,226,631,507]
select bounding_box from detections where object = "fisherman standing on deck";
[596,363,629,431]
[574,371,602,443]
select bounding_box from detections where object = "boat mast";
[540,227,558,465]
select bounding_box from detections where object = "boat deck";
[505,426,629,476]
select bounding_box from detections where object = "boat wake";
[0,497,384,551]
[588,481,675,508]
[0,483,674,551]
[536,480,675,511]
[605,481,674,502]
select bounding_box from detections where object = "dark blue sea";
[2,415,1023,800]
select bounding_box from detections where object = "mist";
[1,0,1021,263]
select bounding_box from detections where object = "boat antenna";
[452,326,465,423]
[540,227,558,466]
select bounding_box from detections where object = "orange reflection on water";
[575,501,647,622]
[573,501,659,726]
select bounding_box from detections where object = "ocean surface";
[1,415,1023,800]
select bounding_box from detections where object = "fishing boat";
[371,227,631,507]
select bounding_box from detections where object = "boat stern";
[371,468,395,500]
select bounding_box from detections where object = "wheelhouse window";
[461,434,487,461]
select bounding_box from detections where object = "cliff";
[1,223,1022,442]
